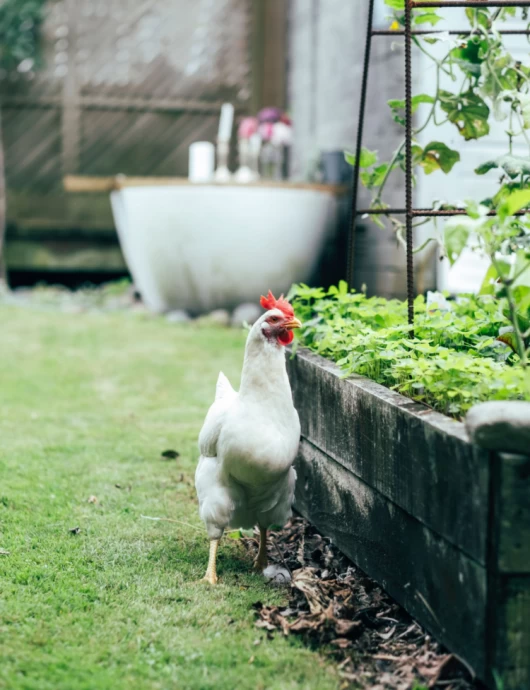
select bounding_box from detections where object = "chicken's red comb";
[260,290,294,318]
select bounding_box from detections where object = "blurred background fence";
[2,0,288,281]
[2,0,413,296]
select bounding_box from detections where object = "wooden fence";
[2,0,286,274]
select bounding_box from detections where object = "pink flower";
[259,122,274,142]
[271,122,292,147]
[258,107,282,124]
[238,116,259,139]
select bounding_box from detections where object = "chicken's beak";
[284,316,302,330]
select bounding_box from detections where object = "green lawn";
[0,306,337,690]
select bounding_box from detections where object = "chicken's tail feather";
[195,455,237,540]
[216,371,236,401]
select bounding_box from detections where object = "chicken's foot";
[253,526,268,572]
[201,538,219,585]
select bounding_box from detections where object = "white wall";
[287,0,424,297]
[416,8,529,292]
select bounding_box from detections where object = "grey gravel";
[203,309,231,327]
[165,309,191,323]
[231,302,262,328]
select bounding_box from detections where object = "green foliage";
[345,5,530,237]
[388,94,435,125]
[443,190,530,364]
[444,219,471,266]
[344,5,530,370]
[0,0,46,72]
[290,282,530,418]
[344,147,378,168]
[418,141,460,174]
[384,0,405,10]
[414,12,442,27]
[438,90,490,140]
[475,154,530,178]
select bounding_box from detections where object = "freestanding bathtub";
[108,181,341,313]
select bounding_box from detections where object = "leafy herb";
[290,282,530,418]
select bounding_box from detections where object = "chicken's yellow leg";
[202,538,219,585]
[254,526,268,572]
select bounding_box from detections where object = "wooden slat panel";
[287,348,490,564]
[261,0,287,108]
[294,439,488,679]
[79,111,219,177]
[488,574,530,690]
[3,108,62,193]
[3,0,256,246]
[6,238,125,271]
[7,191,114,231]
[494,453,530,573]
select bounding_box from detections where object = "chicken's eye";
[270,316,279,323]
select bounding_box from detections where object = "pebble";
[231,303,262,328]
[165,309,191,323]
[202,309,231,327]
[262,564,292,585]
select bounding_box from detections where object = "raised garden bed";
[286,347,530,690]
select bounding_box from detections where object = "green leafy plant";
[289,282,530,418]
[344,3,530,369]
[443,190,530,366]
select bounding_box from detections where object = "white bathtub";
[110,184,339,314]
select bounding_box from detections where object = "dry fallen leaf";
[292,568,328,615]
[246,517,479,690]
[0,549,10,556]
[376,625,397,641]
[331,637,352,649]
[88,495,98,504]
[335,619,362,638]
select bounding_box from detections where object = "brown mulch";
[242,517,483,690]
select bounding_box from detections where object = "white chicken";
[195,291,302,584]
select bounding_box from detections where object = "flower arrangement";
[235,107,293,181]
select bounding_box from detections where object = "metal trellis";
[347,0,530,336]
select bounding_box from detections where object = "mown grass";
[0,306,337,690]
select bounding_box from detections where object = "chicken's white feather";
[195,308,300,542]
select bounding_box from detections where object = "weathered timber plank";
[486,453,530,688]
[261,0,287,110]
[63,175,348,195]
[5,239,126,272]
[287,348,489,564]
[488,574,530,689]
[495,453,530,573]
[7,191,114,231]
[294,439,488,679]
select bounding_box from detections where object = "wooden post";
[0,106,6,285]
[486,452,530,689]
[252,0,287,111]
[61,0,80,176]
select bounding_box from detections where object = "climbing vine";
[345,2,530,367]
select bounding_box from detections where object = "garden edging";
[286,347,529,690]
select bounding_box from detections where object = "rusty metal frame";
[347,0,530,334]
